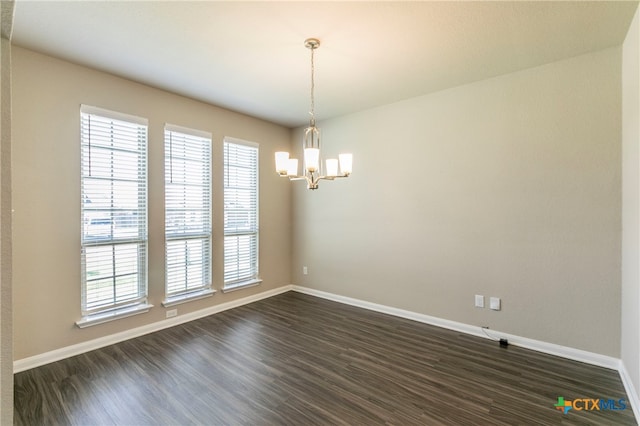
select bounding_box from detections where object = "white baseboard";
[619,361,640,421]
[14,282,640,416]
[291,286,621,370]
[13,284,294,373]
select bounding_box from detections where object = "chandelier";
[275,38,352,190]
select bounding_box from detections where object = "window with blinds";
[80,105,148,319]
[164,126,212,302]
[223,138,260,289]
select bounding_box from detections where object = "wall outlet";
[474,294,484,308]
[303,266,308,275]
[490,297,501,311]
[166,309,177,318]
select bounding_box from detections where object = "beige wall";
[292,48,622,357]
[11,47,292,360]
[622,6,640,395]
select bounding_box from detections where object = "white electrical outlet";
[303,266,308,275]
[166,309,177,318]
[475,295,484,308]
[490,297,501,311]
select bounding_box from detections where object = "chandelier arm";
[285,174,316,185]
[318,174,350,181]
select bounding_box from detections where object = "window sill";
[162,288,216,308]
[76,302,153,329]
[222,279,262,293]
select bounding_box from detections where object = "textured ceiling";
[11,1,639,128]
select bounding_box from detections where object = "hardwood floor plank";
[14,291,637,425]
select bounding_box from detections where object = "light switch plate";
[490,297,501,311]
[475,295,484,308]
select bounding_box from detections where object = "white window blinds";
[223,138,259,287]
[80,105,148,316]
[165,126,212,299]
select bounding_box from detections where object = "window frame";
[77,105,151,328]
[223,137,261,291]
[163,124,214,306]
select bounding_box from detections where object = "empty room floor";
[14,291,637,425]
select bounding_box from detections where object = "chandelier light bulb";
[326,159,338,177]
[287,158,298,176]
[304,148,320,172]
[339,153,353,176]
[275,151,290,175]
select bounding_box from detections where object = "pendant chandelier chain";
[309,45,316,127]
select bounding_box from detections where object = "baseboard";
[14,283,633,397]
[13,284,294,373]
[291,286,621,370]
[619,361,640,420]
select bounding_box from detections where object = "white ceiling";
[11,1,639,128]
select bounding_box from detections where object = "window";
[78,105,149,327]
[223,138,260,290]
[164,125,213,305]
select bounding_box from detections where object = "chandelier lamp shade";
[275,38,353,190]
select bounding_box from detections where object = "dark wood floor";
[14,291,637,425]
